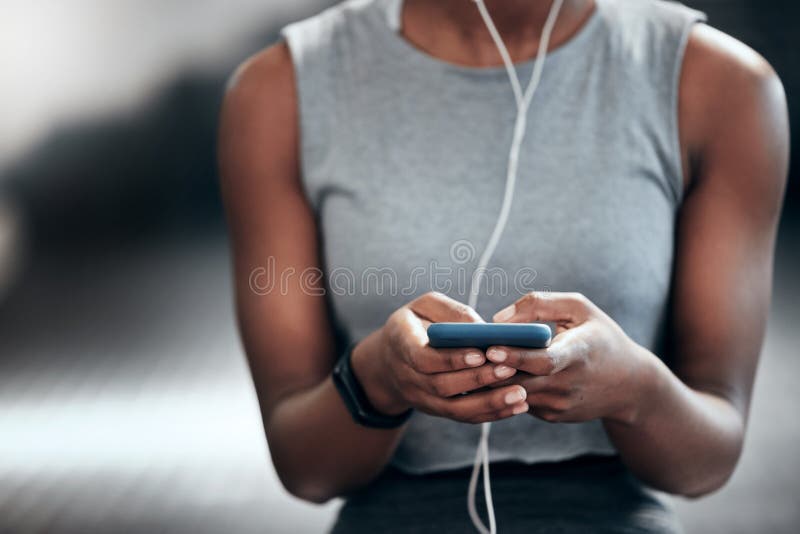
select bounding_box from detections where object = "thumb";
[410,291,484,324]
[493,292,591,324]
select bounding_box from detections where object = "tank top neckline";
[376,0,605,78]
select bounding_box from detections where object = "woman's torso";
[280,0,706,473]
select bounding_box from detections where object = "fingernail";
[487,348,506,363]
[465,352,484,366]
[494,365,516,378]
[493,304,516,322]
[512,402,529,415]
[505,387,526,405]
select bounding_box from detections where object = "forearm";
[604,348,745,498]
[263,332,406,503]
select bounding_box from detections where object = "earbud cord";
[466,1,564,533]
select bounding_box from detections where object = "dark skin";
[218,0,788,504]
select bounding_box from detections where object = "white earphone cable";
[466,1,564,533]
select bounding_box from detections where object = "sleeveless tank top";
[280,0,706,474]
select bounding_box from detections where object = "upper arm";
[670,24,789,416]
[218,41,337,416]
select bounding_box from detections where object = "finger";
[484,345,569,375]
[530,401,585,424]
[493,291,592,325]
[512,374,572,396]
[406,345,487,373]
[470,401,530,423]
[392,308,486,372]
[422,384,529,424]
[527,392,573,413]
[485,346,556,374]
[530,405,564,423]
[424,363,518,397]
[410,291,483,324]
[396,306,432,347]
[486,374,522,389]
[485,330,588,374]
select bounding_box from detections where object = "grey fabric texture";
[280,0,706,474]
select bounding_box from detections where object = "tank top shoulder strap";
[594,0,707,202]
[597,0,707,76]
[279,1,380,208]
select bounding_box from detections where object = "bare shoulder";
[685,24,777,84]
[218,41,298,193]
[224,40,295,112]
[679,23,788,200]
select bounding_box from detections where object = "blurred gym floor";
[1,0,798,533]
[0,234,335,534]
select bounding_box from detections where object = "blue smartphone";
[427,322,551,350]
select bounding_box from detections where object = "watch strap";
[332,343,413,429]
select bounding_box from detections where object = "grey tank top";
[280,0,706,474]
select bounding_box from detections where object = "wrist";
[350,330,410,416]
[609,342,666,427]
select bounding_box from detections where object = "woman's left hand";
[487,292,656,425]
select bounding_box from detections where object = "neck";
[401,0,596,67]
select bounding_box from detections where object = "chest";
[307,62,680,347]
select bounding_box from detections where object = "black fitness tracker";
[332,343,412,429]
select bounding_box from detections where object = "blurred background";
[0,1,797,532]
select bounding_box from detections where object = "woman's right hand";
[351,292,530,424]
